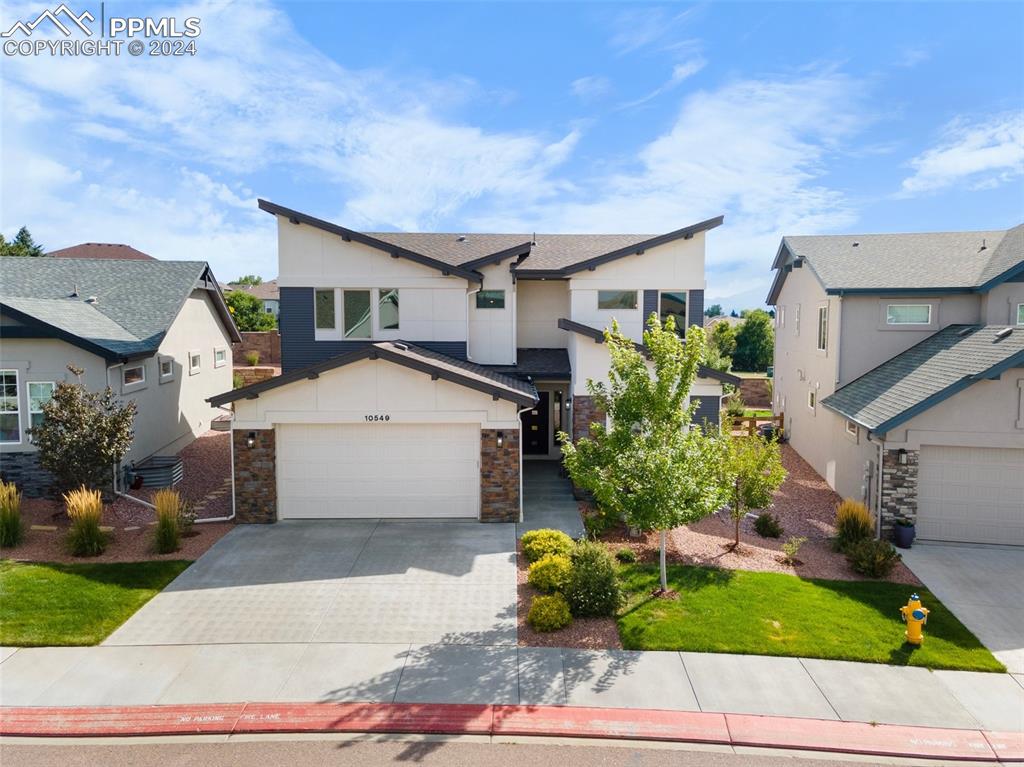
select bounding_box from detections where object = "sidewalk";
[2,643,1022,733]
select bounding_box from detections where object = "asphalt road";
[0,738,951,767]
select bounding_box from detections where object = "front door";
[522,391,550,455]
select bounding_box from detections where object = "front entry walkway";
[518,461,585,538]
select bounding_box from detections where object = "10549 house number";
[364,414,391,422]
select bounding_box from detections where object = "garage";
[917,445,1024,546]
[276,422,481,519]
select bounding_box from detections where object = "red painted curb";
[0,702,1014,761]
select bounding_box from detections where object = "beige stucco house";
[768,224,1024,546]
[0,257,241,495]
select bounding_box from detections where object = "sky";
[2,1,1022,310]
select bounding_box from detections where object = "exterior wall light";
[496,431,504,448]
[246,431,257,449]
[897,448,908,465]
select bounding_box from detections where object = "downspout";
[868,433,884,540]
[466,287,481,361]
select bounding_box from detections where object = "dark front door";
[522,391,550,455]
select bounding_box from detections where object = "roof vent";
[69,284,79,298]
[532,232,537,246]
[84,296,98,304]
[852,241,859,247]
[393,342,409,351]
[456,236,466,242]
[995,327,1013,341]
[957,326,975,336]
[979,238,987,252]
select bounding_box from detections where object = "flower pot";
[894,523,915,549]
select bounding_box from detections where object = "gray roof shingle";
[821,324,1024,433]
[486,348,572,379]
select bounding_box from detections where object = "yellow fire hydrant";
[900,593,930,645]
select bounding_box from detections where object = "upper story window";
[343,290,371,338]
[845,419,858,437]
[807,390,816,410]
[816,305,828,351]
[0,370,20,444]
[476,290,505,309]
[598,290,638,310]
[659,292,687,337]
[1017,303,1024,325]
[379,289,400,329]
[159,356,175,384]
[122,364,145,387]
[189,350,202,375]
[887,304,931,325]
[214,348,228,368]
[315,289,335,330]
[28,381,54,433]
[315,288,398,339]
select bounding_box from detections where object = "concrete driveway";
[104,520,517,646]
[902,543,1024,674]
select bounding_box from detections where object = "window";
[476,290,505,309]
[1017,303,1024,325]
[845,420,858,437]
[378,288,400,330]
[265,306,274,314]
[887,304,931,325]
[314,289,335,330]
[122,365,145,386]
[158,356,175,383]
[343,289,371,338]
[598,290,638,310]
[0,370,20,443]
[807,390,816,410]
[659,292,687,337]
[214,348,227,368]
[28,382,54,433]
[189,350,201,375]
[816,306,828,351]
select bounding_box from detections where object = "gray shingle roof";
[821,324,1024,433]
[486,348,572,379]
[777,225,1022,295]
[46,243,155,261]
[1,257,238,359]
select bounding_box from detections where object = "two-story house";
[209,199,738,524]
[768,224,1024,547]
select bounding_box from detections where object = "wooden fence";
[729,412,784,437]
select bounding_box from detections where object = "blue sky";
[2,1,1022,309]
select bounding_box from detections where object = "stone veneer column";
[571,395,605,442]
[879,448,919,538]
[233,428,277,523]
[480,428,520,522]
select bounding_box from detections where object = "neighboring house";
[0,258,241,495]
[223,279,280,319]
[704,315,744,330]
[209,199,738,524]
[768,224,1024,546]
[47,243,155,260]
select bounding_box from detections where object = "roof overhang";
[195,265,243,343]
[0,302,134,363]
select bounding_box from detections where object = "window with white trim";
[476,290,505,309]
[845,420,858,437]
[0,370,21,444]
[886,304,931,325]
[189,350,202,375]
[597,290,638,310]
[122,364,145,387]
[378,289,399,329]
[27,381,54,434]
[314,288,394,338]
[807,390,816,410]
[214,348,227,368]
[158,356,175,383]
[816,305,828,351]
[314,289,335,330]
[1017,303,1024,325]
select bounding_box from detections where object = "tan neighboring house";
[222,279,280,319]
[47,242,156,260]
[0,257,241,495]
[767,224,1024,546]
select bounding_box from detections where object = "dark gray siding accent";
[688,289,704,328]
[279,287,466,372]
[691,395,720,428]
[0,452,54,497]
[642,290,658,321]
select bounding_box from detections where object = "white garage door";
[917,445,1024,546]
[276,423,480,519]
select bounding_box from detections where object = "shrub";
[521,528,573,563]
[582,505,619,537]
[245,351,260,366]
[754,511,783,539]
[615,547,636,563]
[834,498,874,552]
[528,553,572,593]
[179,499,198,537]
[781,535,807,565]
[564,540,621,617]
[153,489,182,554]
[846,538,902,577]
[527,593,572,632]
[233,373,244,389]
[0,480,24,548]
[725,396,746,418]
[64,486,107,556]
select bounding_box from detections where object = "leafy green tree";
[234,274,263,286]
[1,227,45,257]
[710,320,737,358]
[722,427,787,549]
[704,303,723,317]
[30,366,137,493]
[733,309,774,372]
[560,314,732,594]
[225,290,276,331]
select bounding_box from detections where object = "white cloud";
[570,75,613,101]
[896,46,930,68]
[900,112,1024,195]
[607,7,700,55]
[618,57,707,109]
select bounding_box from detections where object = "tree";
[710,320,737,359]
[30,366,137,493]
[722,427,787,549]
[704,303,723,317]
[225,289,276,331]
[560,314,732,594]
[1,227,45,257]
[733,309,774,372]
[234,274,263,286]
[729,309,739,317]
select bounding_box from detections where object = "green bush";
[0,480,24,548]
[245,351,260,366]
[64,486,108,557]
[521,528,573,563]
[528,553,572,593]
[615,547,636,563]
[527,593,572,632]
[754,512,783,538]
[781,535,807,565]
[232,373,244,389]
[564,540,621,617]
[153,489,181,554]
[834,498,874,552]
[846,538,902,577]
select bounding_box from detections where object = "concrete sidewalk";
[2,643,1021,733]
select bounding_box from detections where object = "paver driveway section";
[104,520,517,646]
[902,543,1024,674]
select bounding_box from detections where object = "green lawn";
[742,408,773,418]
[0,559,191,646]
[617,564,1004,672]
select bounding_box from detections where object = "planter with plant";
[64,486,108,556]
[894,518,916,549]
[0,480,24,548]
